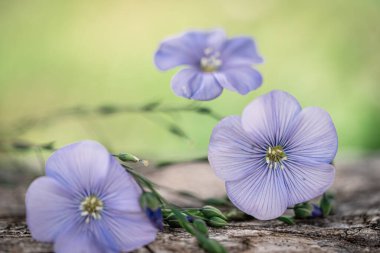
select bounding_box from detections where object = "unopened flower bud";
[207,217,228,227]
[294,202,313,218]
[117,153,149,166]
[311,203,323,218]
[201,205,227,221]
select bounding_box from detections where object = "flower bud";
[117,153,148,166]
[201,205,227,221]
[207,217,228,227]
[278,215,295,225]
[225,208,248,221]
[311,203,323,218]
[294,202,313,218]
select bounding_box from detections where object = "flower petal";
[285,107,338,164]
[171,68,223,101]
[54,227,111,253]
[226,168,288,220]
[95,214,157,253]
[45,140,111,195]
[242,90,302,147]
[90,157,158,252]
[283,162,335,206]
[26,177,77,242]
[214,67,262,95]
[100,157,144,213]
[220,37,263,68]
[154,29,226,71]
[208,116,266,181]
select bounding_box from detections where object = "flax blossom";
[208,90,338,220]
[26,141,157,253]
[154,29,263,101]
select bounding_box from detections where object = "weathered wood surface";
[1,155,380,253]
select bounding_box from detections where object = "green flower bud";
[294,202,313,218]
[193,219,208,236]
[201,205,227,221]
[225,208,248,221]
[278,216,295,225]
[117,153,148,166]
[207,217,228,227]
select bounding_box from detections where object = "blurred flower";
[208,90,338,220]
[154,29,263,101]
[26,141,157,253]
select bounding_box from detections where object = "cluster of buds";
[163,205,228,229]
[162,206,228,253]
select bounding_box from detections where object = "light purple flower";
[208,90,338,220]
[26,140,157,253]
[154,29,263,101]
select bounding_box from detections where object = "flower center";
[80,195,103,223]
[200,47,222,72]
[265,146,287,170]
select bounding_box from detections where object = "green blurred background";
[0,0,379,162]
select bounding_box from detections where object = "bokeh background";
[1,0,379,164]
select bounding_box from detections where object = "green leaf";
[320,193,333,217]
[141,101,161,111]
[278,216,295,225]
[193,219,209,237]
[199,239,228,253]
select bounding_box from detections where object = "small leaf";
[195,107,211,114]
[320,193,333,217]
[278,216,295,225]
[97,105,119,115]
[168,124,189,139]
[199,239,228,253]
[193,219,209,237]
[141,101,161,111]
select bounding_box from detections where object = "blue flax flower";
[208,90,338,220]
[26,141,157,253]
[154,29,263,101]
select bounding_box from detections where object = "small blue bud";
[186,215,194,223]
[145,207,163,230]
[311,204,323,218]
